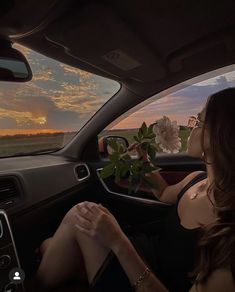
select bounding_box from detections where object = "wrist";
[111,233,130,255]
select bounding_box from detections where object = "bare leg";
[37,205,110,290]
[40,237,52,255]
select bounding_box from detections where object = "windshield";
[0,44,120,157]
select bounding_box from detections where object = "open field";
[0,132,76,157]
[0,127,190,157]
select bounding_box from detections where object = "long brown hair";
[193,88,235,282]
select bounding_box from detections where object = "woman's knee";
[40,237,52,255]
[62,203,83,226]
[62,202,95,231]
[39,204,81,255]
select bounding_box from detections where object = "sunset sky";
[111,67,235,129]
[1,45,235,135]
[0,44,119,135]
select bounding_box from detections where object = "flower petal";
[154,116,182,153]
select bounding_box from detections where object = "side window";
[99,67,235,154]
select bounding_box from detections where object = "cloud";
[0,94,55,117]
[112,74,235,129]
[0,44,121,135]
[10,45,235,135]
[46,109,85,130]
[13,44,31,59]
[172,76,235,99]
[0,117,17,128]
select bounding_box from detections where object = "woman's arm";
[75,202,169,291]
[147,170,204,204]
[159,171,205,204]
[114,236,235,292]
[145,171,168,199]
[112,234,169,291]
[129,142,205,204]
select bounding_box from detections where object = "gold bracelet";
[132,267,151,290]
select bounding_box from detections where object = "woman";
[36,88,235,291]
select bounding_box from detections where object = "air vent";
[74,164,90,181]
[0,177,21,204]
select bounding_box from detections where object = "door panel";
[87,153,205,230]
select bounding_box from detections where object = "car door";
[85,82,210,234]
[85,64,235,238]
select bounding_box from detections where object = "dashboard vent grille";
[74,164,90,181]
[0,177,20,202]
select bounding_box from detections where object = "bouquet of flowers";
[100,116,182,194]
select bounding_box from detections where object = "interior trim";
[73,163,90,182]
[0,210,21,267]
[0,219,3,238]
[96,168,170,206]
[9,0,73,39]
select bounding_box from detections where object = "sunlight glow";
[36,117,47,125]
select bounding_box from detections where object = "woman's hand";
[128,142,148,161]
[74,201,127,251]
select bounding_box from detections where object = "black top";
[91,172,207,292]
[152,171,207,291]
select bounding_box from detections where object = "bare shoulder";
[181,171,206,189]
[160,171,205,204]
[189,269,235,292]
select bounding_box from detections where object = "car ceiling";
[1,0,235,98]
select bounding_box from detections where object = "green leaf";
[141,122,148,136]
[138,127,143,140]
[109,152,120,163]
[122,154,131,161]
[147,123,154,135]
[108,138,119,152]
[131,160,143,174]
[101,121,163,195]
[147,145,156,160]
[114,165,121,183]
[142,163,157,173]
[145,133,156,139]
[119,144,126,154]
[100,164,115,179]
[119,164,129,178]
[140,142,148,151]
[133,135,140,143]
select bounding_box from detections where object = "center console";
[0,210,24,292]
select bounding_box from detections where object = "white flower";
[153,116,182,153]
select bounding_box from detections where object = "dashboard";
[0,154,91,291]
[0,155,91,215]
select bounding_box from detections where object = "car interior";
[1,1,235,291]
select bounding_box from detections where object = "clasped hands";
[74,201,126,252]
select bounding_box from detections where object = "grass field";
[0,127,190,157]
[0,132,76,157]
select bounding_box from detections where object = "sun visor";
[45,3,166,82]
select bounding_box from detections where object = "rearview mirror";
[0,40,32,82]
